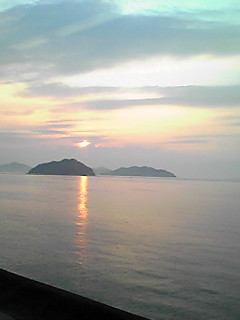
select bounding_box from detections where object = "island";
[0,162,31,173]
[93,167,112,175]
[104,166,176,177]
[28,159,95,176]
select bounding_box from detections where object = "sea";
[0,173,239,320]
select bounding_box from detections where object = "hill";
[105,166,176,177]
[28,159,95,176]
[93,167,112,175]
[0,162,31,173]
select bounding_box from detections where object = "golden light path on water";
[78,176,88,220]
[76,176,88,264]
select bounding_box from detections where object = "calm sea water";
[0,174,240,320]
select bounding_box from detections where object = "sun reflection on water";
[78,176,88,222]
[76,176,88,263]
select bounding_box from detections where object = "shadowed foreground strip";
[0,269,151,320]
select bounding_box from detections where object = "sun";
[76,140,91,149]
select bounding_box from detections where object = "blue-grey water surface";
[0,174,240,320]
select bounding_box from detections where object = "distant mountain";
[0,162,31,173]
[105,166,176,177]
[28,159,95,176]
[93,167,112,175]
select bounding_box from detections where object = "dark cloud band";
[0,0,239,80]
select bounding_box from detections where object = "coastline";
[0,268,151,320]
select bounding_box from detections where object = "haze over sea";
[0,174,239,320]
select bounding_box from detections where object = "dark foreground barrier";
[0,269,151,320]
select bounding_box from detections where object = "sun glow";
[62,56,240,88]
[76,140,91,149]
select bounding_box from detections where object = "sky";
[0,0,240,179]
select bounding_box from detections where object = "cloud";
[41,122,74,129]
[50,85,240,110]
[167,139,208,144]
[163,131,240,149]
[149,85,240,108]
[26,123,74,136]
[0,131,51,147]
[0,120,108,145]
[22,82,121,97]
[167,132,240,145]
[0,109,34,116]
[0,0,38,12]
[230,122,240,127]
[0,132,107,155]
[0,0,239,82]
[216,115,240,127]
[110,0,240,17]
[0,63,55,83]
[33,129,69,135]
